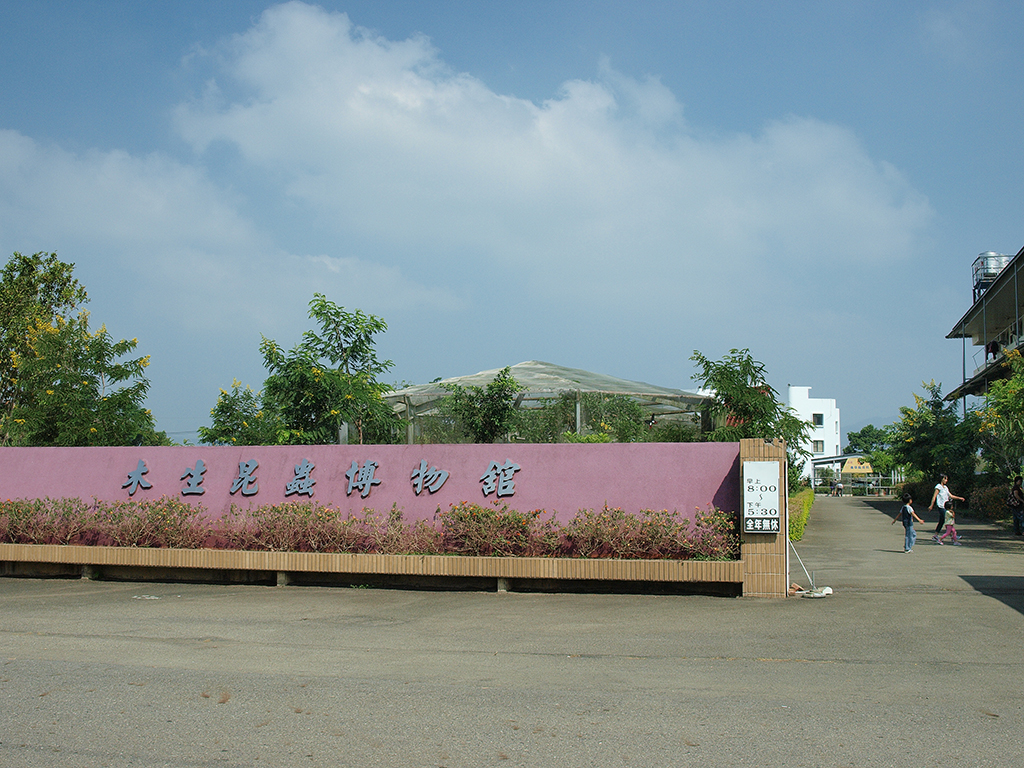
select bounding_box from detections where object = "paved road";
[1,495,1022,767]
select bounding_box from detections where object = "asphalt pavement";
[1,494,1022,767]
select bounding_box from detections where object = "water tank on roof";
[973,251,1011,301]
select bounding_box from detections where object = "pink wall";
[0,443,739,523]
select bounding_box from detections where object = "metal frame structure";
[385,360,709,444]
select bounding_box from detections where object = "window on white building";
[812,440,825,454]
[812,413,824,427]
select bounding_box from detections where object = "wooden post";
[739,438,789,598]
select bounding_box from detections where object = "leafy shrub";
[433,502,739,560]
[968,484,1010,521]
[434,502,735,560]
[0,496,206,548]
[437,366,525,443]
[561,506,683,559]
[896,480,938,509]
[96,497,208,548]
[688,505,742,560]
[0,497,94,545]
[1,497,739,561]
[436,501,550,556]
[213,503,441,554]
[644,419,700,443]
[788,488,815,541]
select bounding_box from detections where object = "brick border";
[0,543,743,587]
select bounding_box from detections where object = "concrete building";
[787,386,841,480]
[946,245,1024,400]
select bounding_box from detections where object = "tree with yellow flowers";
[889,381,980,493]
[978,348,1024,476]
[1,252,166,446]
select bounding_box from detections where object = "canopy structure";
[385,360,710,443]
[945,245,1024,400]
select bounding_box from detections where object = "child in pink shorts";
[936,501,962,546]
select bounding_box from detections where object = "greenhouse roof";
[386,360,709,417]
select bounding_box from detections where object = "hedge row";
[0,496,740,561]
[788,488,815,542]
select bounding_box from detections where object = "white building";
[787,386,841,479]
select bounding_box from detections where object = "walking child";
[891,492,924,553]
[936,500,962,545]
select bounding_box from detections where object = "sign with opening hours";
[743,460,781,534]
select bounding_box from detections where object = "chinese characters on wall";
[230,459,259,496]
[410,459,448,495]
[122,460,152,495]
[480,460,520,498]
[120,456,522,501]
[285,459,316,497]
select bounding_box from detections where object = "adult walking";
[1009,476,1024,536]
[928,474,964,540]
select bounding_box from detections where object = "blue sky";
[2,1,1022,443]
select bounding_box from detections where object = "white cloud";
[918,1,1000,68]
[174,1,932,308]
[305,254,463,313]
[0,125,454,327]
[0,129,254,251]
[1,1,942,435]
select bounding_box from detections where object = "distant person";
[928,475,964,540]
[1008,477,1024,536]
[935,501,962,546]
[892,492,924,553]
[836,481,843,497]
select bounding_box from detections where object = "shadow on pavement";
[859,497,900,516]
[945,524,1024,554]
[960,575,1024,616]
[860,498,1024,554]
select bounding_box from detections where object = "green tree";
[890,381,981,491]
[691,348,811,490]
[197,380,288,446]
[247,294,400,445]
[863,446,899,480]
[438,366,525,443]
[844,424,890,455]
[8,310,166,446]
[845,423,898,479]
[690,348,810,446]
[1,252,87,444]
[978,348,1024,476]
